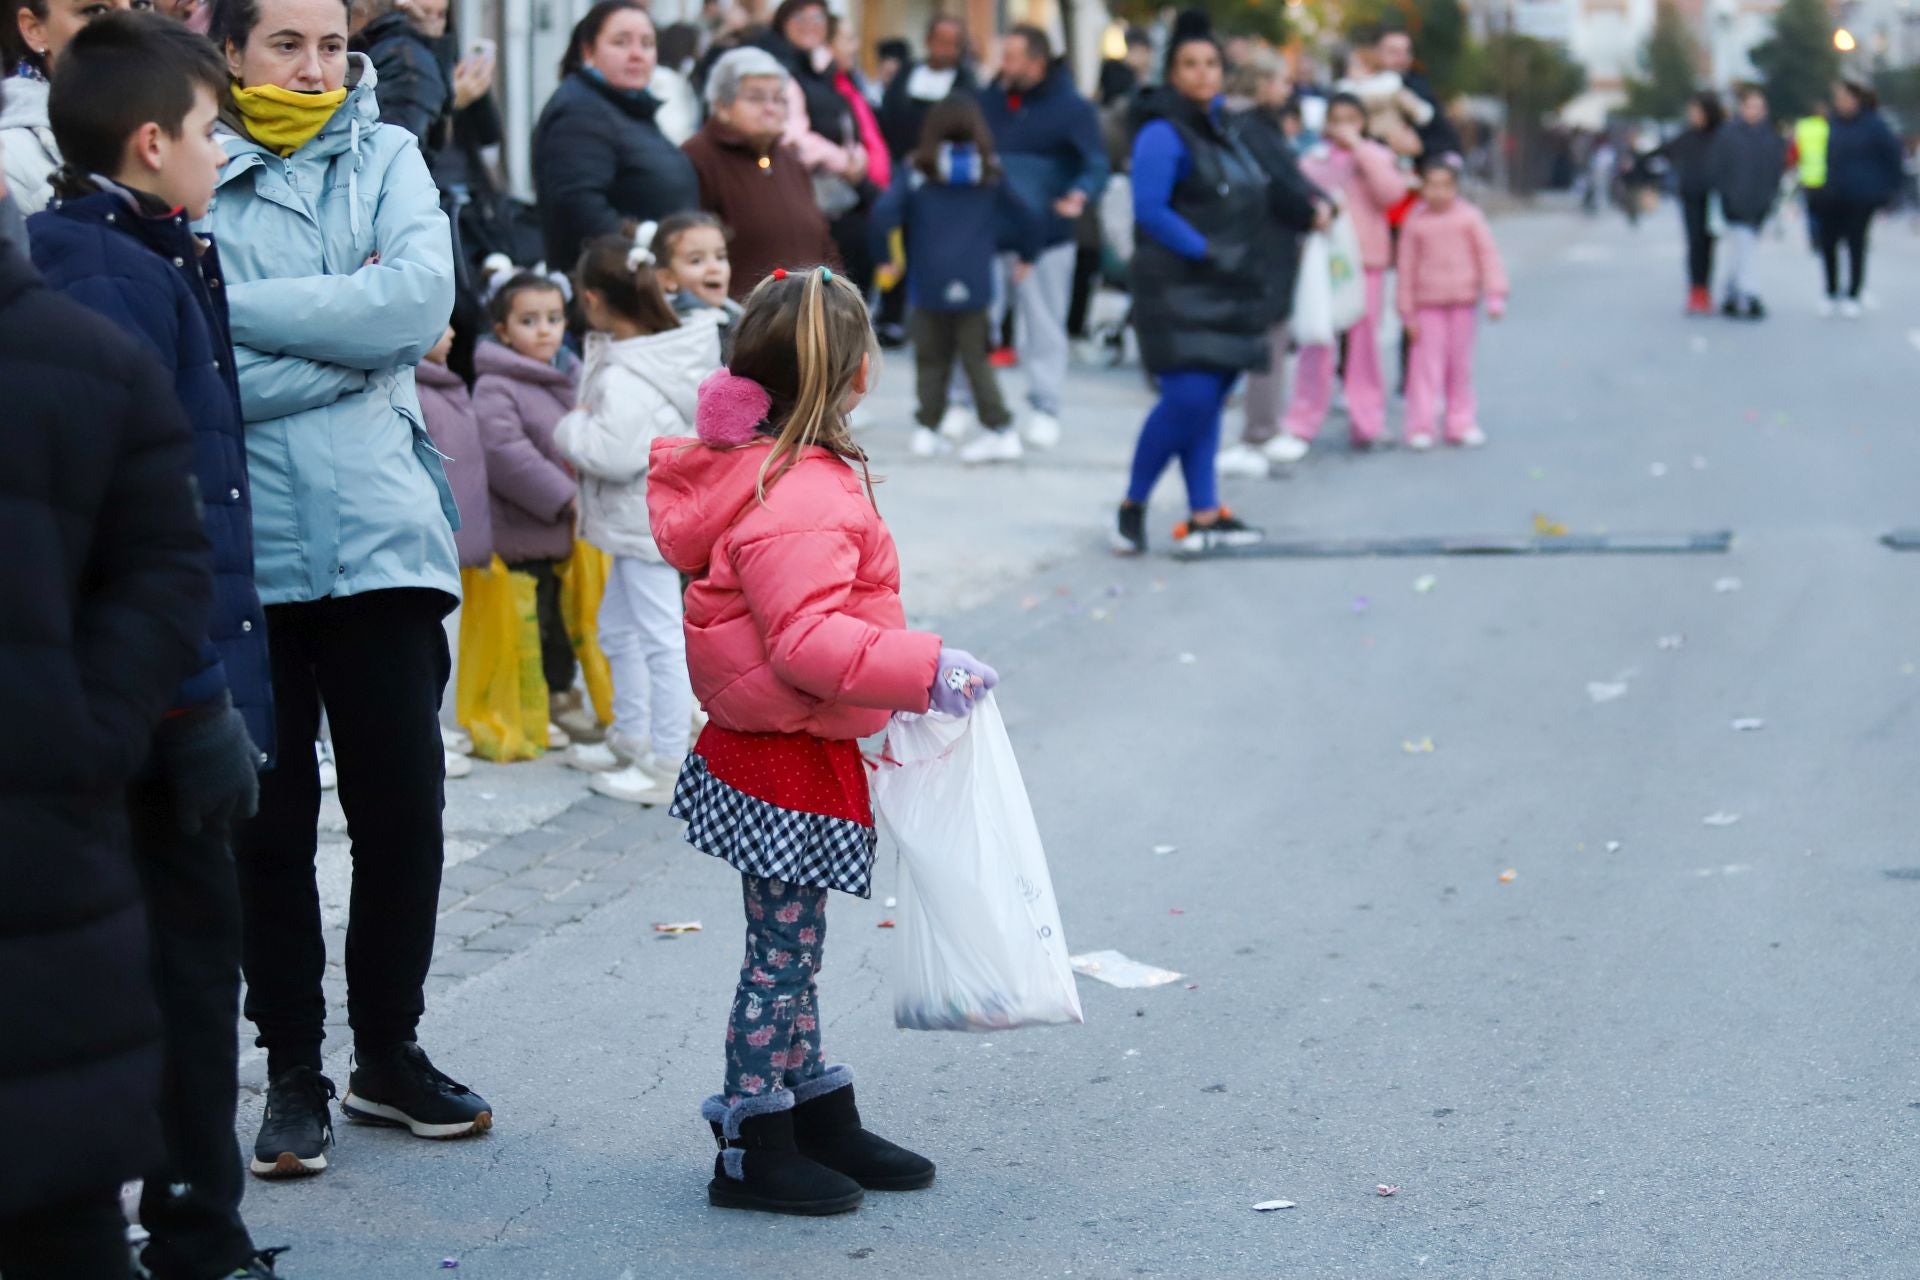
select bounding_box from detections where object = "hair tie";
[819,267,833,282]
[546,270,575,303]
[627,244,655,272]
[695,368,772,448]
[772,268,788,280]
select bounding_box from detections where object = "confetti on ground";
[1377,1184,1401,1197]
[1185,983,1200,990]
[1731,718,1766,731]
[1020,595,1041,610]
[1587,681,1629,704]
[1090,608,1110,621]
[1714,577,1742,593]
[1605,841,1623,853]
[1252,1200,1298,1212]
[876,919,896,928]
[441,1262,459,1271]
[884,897,897,908]
[1528,466,1547,480]
[1402,737,1436,754]
[1178,652,1199,665]
[1702,812,1742,827]
[478,792,497,801]
[1152,844,1177,855]
[1657,635,1686,650]
[1351,595,1372,614]
[1071,950,1184,988]
[1168,908,1185,916]
[1532,513,1569,537]
[1649,462,1669,478]
[652,921,702,934]
[1413,574,1437,594]
[1498,869,1517,884]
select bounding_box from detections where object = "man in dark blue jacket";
[28,15,279,1279]
[978,24,1107,451]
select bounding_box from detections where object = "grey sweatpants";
[1239,322,1293,445]
[997,241,1076,416]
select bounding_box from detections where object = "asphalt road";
[240,204,1920,1279]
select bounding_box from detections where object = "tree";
[1106,0,1291,46]
[1463,32,1587,191]
[1750,0,1840,121]
[1624,1,1704,120]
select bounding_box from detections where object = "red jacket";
[647,419,940,741]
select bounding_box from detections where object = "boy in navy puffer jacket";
[26,13,278,1279]
[870,95,1040,464]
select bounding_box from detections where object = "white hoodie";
[554,310,723,562]
[0,75,59,215]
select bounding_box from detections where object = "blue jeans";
[1125,369,1238,513]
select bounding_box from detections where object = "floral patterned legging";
[724,874,828,1105]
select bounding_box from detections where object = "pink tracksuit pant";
[1284,269,1387,444]
[1403,303,1480,443]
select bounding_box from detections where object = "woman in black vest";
[532,0,699,273]
[1115,14,1273,556]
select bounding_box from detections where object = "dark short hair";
[913,92,1000,181]
[1006,22,1050,63]
[210,0,352,57]
[49,12,227,177]
[876,37,909,62]
[769,0,826,40]
[1692,89,1726,130]
[560,0,650,79]
[1163,9,1220,78]
[925,13,964,41]
[488,270,567,325]
[652,209,728,263]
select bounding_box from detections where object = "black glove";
[155,693,261,837]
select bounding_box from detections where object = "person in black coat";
[1115,18,1272,557]
[1222,53,1330,473]
[532,0,699,273]
[1815,79,1904,314]
[877,13,977,161]
[1709,86,1786,318]
[0,212,212,1273]
[1656,91,1725,313]
[1375,28,1460,159]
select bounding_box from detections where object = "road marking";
[1179,531,1735,560]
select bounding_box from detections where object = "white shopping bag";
[871,694,1083,1032]
[1325,209,1367,335]
[1291,229,1335,346]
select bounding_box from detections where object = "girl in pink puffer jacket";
[647,266,998,1217]
[1395,159,1509,448]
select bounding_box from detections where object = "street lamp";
[1834,26,1858,49]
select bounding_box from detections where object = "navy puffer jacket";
[31,184,274,760]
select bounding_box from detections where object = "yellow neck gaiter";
[229,82,347,157]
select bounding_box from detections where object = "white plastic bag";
[871,695,1083,1032]
[1325,209,1367,334]
[1291,230,1334,346]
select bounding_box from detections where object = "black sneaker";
[1174,510,1266,556]
[251,1068,335,1178]
[1113,502,1147,555]
[342,1042,493,1138]
[1743,296,1767,320]
[226,1246,291,1277]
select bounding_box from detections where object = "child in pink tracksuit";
[1281,92,1410,451]
[1395,159,1508,449]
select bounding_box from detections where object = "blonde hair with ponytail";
[727,266,880,504]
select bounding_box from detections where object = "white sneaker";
[316,741,337,791]
[1021,410,1062,450]
[1817,297,1836,318]
[638,750,686,783]
[442,724,472,756]
[1839,299,1863,320]
[909,426,951,458]
[552,692,603,743]
[959,429,1024,465]
[1263,433,1311,464]
[567,729,643,773]
[589,763,674,806]
[547,721,571,749]
[1454,426,1488,448]
[1215,443,1270,478]
[937,405,978,442]
[1406,433,1436,452]
[444,749,473,780]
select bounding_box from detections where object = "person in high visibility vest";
[1795,110,1829,251]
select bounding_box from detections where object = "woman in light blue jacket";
[203,0,493,1178]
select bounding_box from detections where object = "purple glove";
[929,647,999,717]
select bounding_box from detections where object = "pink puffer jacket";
[648,423,941,741]
[1300,138,1409,272]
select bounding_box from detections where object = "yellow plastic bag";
[558,539,615,730]
[455,557,549,762]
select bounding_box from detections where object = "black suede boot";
[791,1067,936,1191]
[701,1091,864,1215]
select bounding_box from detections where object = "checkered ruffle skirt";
[671,753,879,898]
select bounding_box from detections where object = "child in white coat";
[555,235,725,804]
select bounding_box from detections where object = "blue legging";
[1125,369,1238,514]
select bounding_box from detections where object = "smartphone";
[470,36,497,63]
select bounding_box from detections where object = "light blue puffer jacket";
[201,56,460,607]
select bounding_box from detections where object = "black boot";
[791,1067,935,1191]
[702,1091,864,1216]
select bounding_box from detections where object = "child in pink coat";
[1396,159,1508,448]
[648,266,999,1217]
[1280,92,1410,451]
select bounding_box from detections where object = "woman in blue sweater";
[1116,14,1273,556]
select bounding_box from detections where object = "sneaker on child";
[959,428,1023,465]
[909,427,950,458]
[1215,443,1269,478]
[1021,410,1062,450]
[567,729,643,773]
[1263,434,1310,464]
[937,404,978,442]
[590,762,675,806]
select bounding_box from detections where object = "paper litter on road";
[1586,681,1629,704]
[1498,869,1517,884]
[1413,574,1437,594]
[651,921,702,933]
[1713,577,1742,593]
[1532,513,1569,537]
[1377,1184,1400,1197]
[1252,1199,1298,1212]
[1351,595,1372,614]
[1605,841,1623,853]
[1695,864,1755,877]
[876,919,896,929]
[884,897,897,908]
[1152,844,1177,855]
[1657,634,1686,650]
[1402,737,1436,754]
[1649,462,1669,478]
[1731,718,1766,731]
[1702,812,1742,827]
[1178,652,1199,665]
[1070,950,1183,988]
